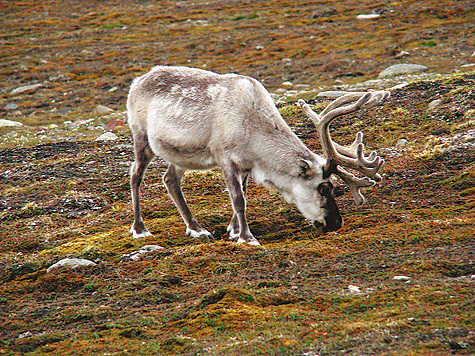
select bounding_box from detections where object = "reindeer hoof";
[227,226,240,242]
[236,236,261,246]
[186,228,213,239]
[130,228,152,239]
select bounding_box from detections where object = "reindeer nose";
[313,195,343,232]
[313,216,342,233]
[325,214,343,232]
[322,194,343,232]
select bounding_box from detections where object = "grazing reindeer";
[128,66,389,246]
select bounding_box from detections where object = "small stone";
[121,245,164,261]
[281,81,293,89]
[390,82,410,90]
[393,275,411,281]
[282,58,292,66]
[139,245,163,252]
[96,132,118,141]
[428,99,443,110]
[0,119,23,127]
[104,119,126,132]
[46,258,96,273]
[348,285,361,295]
[356,14,380,20]
[93,105,114,115]
[293,84,311,90]
[396,138,409,147]
[316,91,353,99]
[49,74,71,82]
[378,64,427,78]
[395,51,410,58]
[18,331,33,339]
[10,84,43,96]
[4,103,19,111]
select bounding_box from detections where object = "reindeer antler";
[298,91,390,205]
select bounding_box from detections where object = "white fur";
[127,66,353,245]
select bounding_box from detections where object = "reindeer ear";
[298,159,313,178]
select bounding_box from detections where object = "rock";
[393,275,411,281]
[356,14,380,20]
[121,245,164,261]
[396,138,409,147]
[378,64,427,78]
[96,132,118,141]
[93,105,114,115]
[428,99,443,110]
[0,119,23,127]
[49,74,71,82]
[4,103,19,111]
[281,81,293,89]
[316,90,353,99]
[348,285,362,295]
[395,50,410,58]
[104,119,126,132]
[10,84,43,96]
[18,331,33,339]
[46,258,96,273]
[282,58,292,66]
[448,341,468,350]
[390,82,410,90]
[293,84,311,90]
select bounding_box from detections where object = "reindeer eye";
[317,182,333,197]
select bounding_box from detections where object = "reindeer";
[127,66,389,246]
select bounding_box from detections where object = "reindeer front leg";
[222,165,260,246]
[227,173,249,238]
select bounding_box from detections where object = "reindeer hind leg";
[130,134,155,239]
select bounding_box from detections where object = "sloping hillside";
[1,1,474,355]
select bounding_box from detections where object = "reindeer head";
[294,91,390,232]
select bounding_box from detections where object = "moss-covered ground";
[1,1,474,355]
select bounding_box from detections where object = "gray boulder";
[46,258,96,273]
[379,64,427,78]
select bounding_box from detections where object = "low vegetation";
[1,0,474,355]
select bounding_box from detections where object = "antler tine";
[319,92,369,117]
[298,90,389,204]
[336,167,376,206]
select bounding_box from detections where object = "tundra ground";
[1,1,474,355]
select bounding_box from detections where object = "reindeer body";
[129,66,312,172]
[128,66,387,245]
